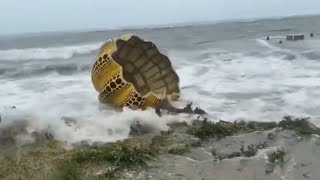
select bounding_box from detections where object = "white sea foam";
[0,42,102,61]
[0,73,193,145]
[0,106,192,146]
[1,40,320,145]
[256,39,280,50]
[172,48,320,123]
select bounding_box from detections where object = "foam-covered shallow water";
[1,15,320,144]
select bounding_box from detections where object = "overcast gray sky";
[1,0,320,34]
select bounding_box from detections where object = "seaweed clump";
[278,116,320,135]
[186,115,319,140]
[211,142,268,162]
[240,142,268,157]
[73,141,157,168]
[265,148,288,175]
[186,117,278,140]
[186,118,238,140]
[56,136,166,180]
[168,144,190,155]
[267,148,286,165]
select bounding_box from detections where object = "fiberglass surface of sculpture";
[91,34,181,110]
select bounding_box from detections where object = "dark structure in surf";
[286,34,304,41]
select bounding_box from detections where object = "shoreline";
[0,115,319,180]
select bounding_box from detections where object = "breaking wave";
[0,42,102,61]
[255,39,279,50]
[0,63,92,78]
[0,106,192,145]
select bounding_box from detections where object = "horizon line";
[1,13,319,37]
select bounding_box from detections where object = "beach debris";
[155,108,162,116]
[193,107,207,114]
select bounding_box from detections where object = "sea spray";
[0,106,194,146]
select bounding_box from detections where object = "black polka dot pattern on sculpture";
[123,91,145,108]
[110,82,116,88]
[99,72,129,99]
[92,54,113,80]
[152,98,162,106]
[116,79,122,84]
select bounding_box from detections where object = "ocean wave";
[0,42,102,61]
[1,63,92,78]
[301,50,320,60]
[255,39,320,61]
[267,28,292,33]
[255,39,279,50]
[267,35,285,39]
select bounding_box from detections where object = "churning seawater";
[1,15,320,144]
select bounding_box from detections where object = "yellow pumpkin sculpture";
[91,34,204,114]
